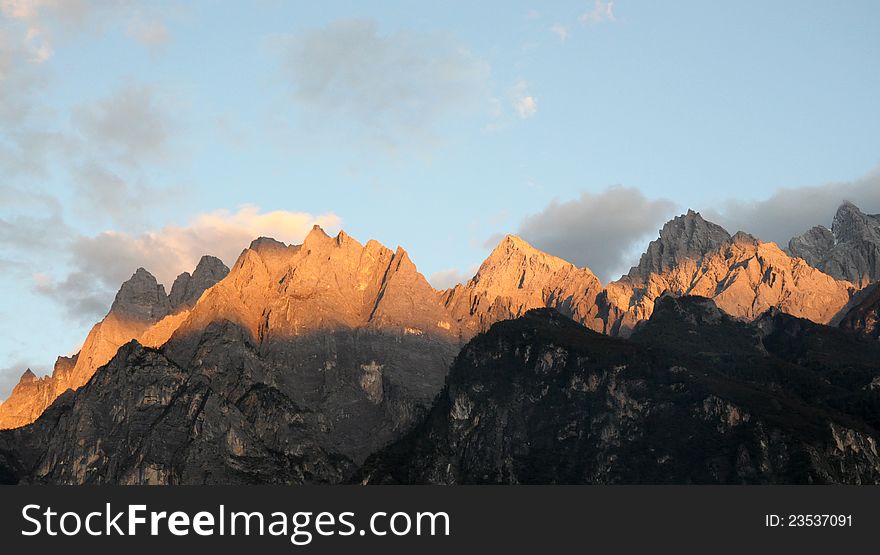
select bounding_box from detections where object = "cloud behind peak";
[516,186,677,283]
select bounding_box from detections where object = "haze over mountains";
[0,202,879,484]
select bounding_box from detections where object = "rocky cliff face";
[440,235,606,337]
[0,227,468,482]
[0,257,229,430]
[0,367,63,430]
[0,214,876,484]
[789,202,880,287]
[168,227,457,344]
[603,217,854,336]
[627,209,731,280]
[360,300,880,485]
[1,215,859,431]
[2,341,353,484]
[0,228,608,481]
[168,255,230,310]
[156,227,463,466]
[838,283,880,340]
[9,297,880,485]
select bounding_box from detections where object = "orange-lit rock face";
[441,235,606,336]
[0,368,62,429]
[170,227,458,347]
[0,259,229,430]
[603,232,854,337]
[0,218,858,430]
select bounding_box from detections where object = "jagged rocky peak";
[788,202,880,286]
[489,234,548,257]
[18,369,37,384]
[729,230,760,246]
[0,265,180,430]
[109,268,172,321]
[240,227,361,273]
[628,209,731,280]
[249,236,289,252]
[471,234,588,292]
[483,234,561,263]
[605,219,854,337]
[303,224,331,245]
[169,255,230,310]
[439,234,606,336]
[833,201,880,242]
[171,226,453,344]
[299,225,370,256]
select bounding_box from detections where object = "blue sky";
[1,0,880,398]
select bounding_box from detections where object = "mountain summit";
[0,217,872,484]
[108,268,172,320]
[0,260,229,430]
[0,216,861,430]
[788,202,880,287]
[627,209,731,280]
[168,256,230,310]
[441,234,606,336]
[604,212,853,336]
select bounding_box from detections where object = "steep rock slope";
[0,359,75,430]
[360,301,880,485]
[168,255,230,310]
[838,283,880,339]
[167,228,458,345]
[146,227,464,464]
[440,235,606,337]
[0,226,467,482]
[0,229,609,481]
[0,257,229,430]
[1,342,352,484]
[788,202,880,287]
[603,213,853,336]
[627,209,731,280]
[0,214,859,433]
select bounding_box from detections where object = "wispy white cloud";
[0,1,172,63]
[0,0,67,63]
[126,14,168,48]
[73,84,172,166]
[512,80,538,119]
[550,24,569,42]
[579,0,616,25]
[45,83,182,230]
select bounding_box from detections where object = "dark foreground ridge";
[2,295,880,484]
[359,298,880,484]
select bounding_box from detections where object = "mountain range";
[1,202,879,484]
